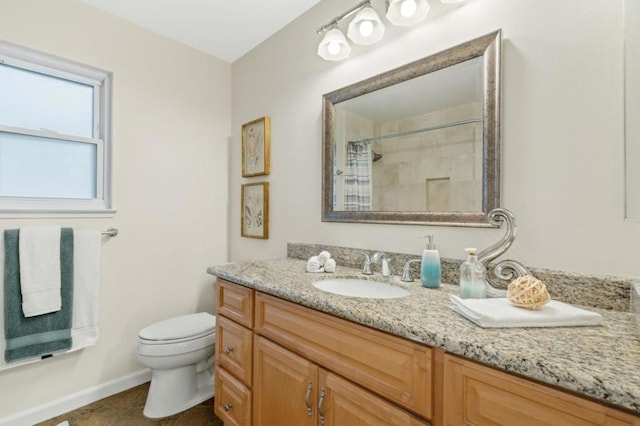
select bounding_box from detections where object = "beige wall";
[231,0,640,277]
[0,0,230,417]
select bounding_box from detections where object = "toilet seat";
[137,331,215,357]
[139,312,216,345]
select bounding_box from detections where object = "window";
[0,40,112,213]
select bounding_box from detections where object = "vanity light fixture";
[317,0,464,61]
[317,0,384,61]
[317,25,352,61]
[347,3,386,45]
[385,0,430,27]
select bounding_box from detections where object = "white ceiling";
[81,0,322,63]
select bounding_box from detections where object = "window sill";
[0,209,118,219]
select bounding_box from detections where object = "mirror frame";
[322,30,501,226]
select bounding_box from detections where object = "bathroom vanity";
[208,258,640,425]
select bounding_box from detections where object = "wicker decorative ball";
[507,275,550,310]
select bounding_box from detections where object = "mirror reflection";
[322,31,501,225]
[333,57,483,213]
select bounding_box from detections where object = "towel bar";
[101,228,119,237]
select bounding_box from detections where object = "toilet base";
[143,364,215,419]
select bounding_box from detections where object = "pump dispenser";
[420,235,441,289]
[459,248,487,299]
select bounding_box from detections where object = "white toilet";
[136,312,216,419]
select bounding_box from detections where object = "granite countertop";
[207,258,640,415]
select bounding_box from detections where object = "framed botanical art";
[241,182,269,239]
[242,116,270,177]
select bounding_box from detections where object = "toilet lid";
[139,312,216,342]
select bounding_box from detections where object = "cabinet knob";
[223,403,233,412]
[224,346,234,354]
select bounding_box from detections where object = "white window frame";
[0,40,113,215]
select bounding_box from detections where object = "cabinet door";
[443,354,640,426]
[253,336,318,426]
[319,369,428,426]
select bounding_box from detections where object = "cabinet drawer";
[215,368,252,426]
[216,279,254,328]
[255,293,432,419]
[216,315,253,386]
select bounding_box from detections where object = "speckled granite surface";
[207,257,640,415]
[287,242,634,311]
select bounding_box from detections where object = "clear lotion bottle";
[420,235,441,289]
[459,248,487,299]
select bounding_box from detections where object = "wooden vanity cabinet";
[442,354,640,426]
[214,278,640,425]
[254,292,433,421]
[253,335,427,426]
[215,279,432,425]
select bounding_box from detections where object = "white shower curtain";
[344,141,372,211]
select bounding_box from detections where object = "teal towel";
[4,228,74,363]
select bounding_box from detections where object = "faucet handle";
[361,252,373,275]
[401,259,422,282]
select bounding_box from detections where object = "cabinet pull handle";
[304,380,313,416]
[224,346,234,354]
[223,403,233,412]
[318,387,326,426]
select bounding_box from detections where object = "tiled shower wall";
[372,102,483,212]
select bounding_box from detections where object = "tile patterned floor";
[36,383,223,426]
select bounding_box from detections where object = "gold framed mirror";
[322,30,501,226]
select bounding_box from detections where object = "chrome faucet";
[371,252,392,277]
[401,259,422,282]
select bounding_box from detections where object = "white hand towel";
[323,258,336,273]
[317,251,331,266]
[450,295,602,328]
[19,227,62,317]
[306,256,324,273]
[71,230,101,348]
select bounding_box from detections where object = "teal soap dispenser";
[420,235,441,289]
[459,248,487,299]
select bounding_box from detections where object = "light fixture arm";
[317,0,372,34]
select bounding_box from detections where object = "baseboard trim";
[0,369,151,426]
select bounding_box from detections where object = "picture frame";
[241,182,269,239]
[242,116,270,177]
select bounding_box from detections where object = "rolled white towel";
[323,258,336,273]
[307,256,324,273]
[317,250,331,266]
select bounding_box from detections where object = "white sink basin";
[313,278,410,299]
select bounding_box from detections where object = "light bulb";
[327,41,341,56]
[400,0,417,17]
[359,20,374,37]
